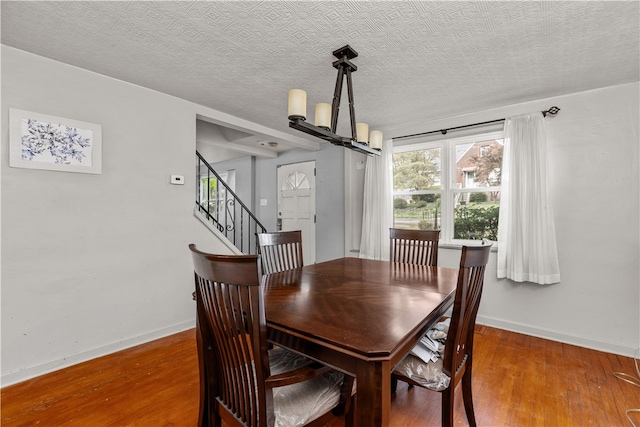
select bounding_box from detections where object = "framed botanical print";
[9,109,102,174]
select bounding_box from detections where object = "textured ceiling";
[2,1,639,155]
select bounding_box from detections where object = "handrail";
[196,151,266,254]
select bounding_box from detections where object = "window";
[393,131,503,244]
[199,170,235,220]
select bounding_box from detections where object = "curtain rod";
[393,106,561,140]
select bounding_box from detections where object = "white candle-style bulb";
[288,89,307,120]
[369,130,383,149]
[356,123,369,143]
[315,103,332,129]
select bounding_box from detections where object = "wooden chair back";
[189,245,273,426]
[390,228,440,266]
[441,244,492,426]
[443,244,491,379]
[257,231,304,274]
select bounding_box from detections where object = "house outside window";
[393,131,503,244]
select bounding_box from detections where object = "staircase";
[196,151,266,254]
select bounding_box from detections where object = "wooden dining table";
[263,257,458,427]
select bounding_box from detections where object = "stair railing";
[196,151,266,254]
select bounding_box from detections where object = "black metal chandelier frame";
[288,45,381,156]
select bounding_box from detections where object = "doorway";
[277,161,316,264]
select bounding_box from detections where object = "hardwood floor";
[2,326,638,426]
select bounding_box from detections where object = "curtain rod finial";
[543,106,560,117]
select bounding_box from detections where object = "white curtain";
[359,139,394,260]
[497,112,561,284]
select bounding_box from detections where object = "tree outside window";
[393,147,442,231]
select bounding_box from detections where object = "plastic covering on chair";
[269,348,344,426]
[393,319,451,391]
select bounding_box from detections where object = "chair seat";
[269,348,344,427]
[393,354,451,391]
[393,318,451,392]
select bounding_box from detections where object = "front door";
[277,161,316,264]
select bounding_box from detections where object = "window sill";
[439,242,498,252]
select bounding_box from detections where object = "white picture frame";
[9,108,102,174]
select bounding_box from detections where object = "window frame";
[393,130,504,246]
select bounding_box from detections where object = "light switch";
[170,175,184,185]
[260,198,268,206]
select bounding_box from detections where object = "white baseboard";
[1,320,195,388]
[477,315,638,358]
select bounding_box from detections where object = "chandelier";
[288,45,382,156]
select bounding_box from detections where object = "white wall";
[373,82,639,356]
[0,46,284,385]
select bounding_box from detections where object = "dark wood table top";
[263,257,458,426]
[264,257,458,362]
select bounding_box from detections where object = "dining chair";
[391,244,492,427]
[189,244,353,427]
[257,230,304,274]
[390,228,440,266]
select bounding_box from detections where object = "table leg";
[355,359,391,427]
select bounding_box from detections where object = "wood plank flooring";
[2,326,639,426]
